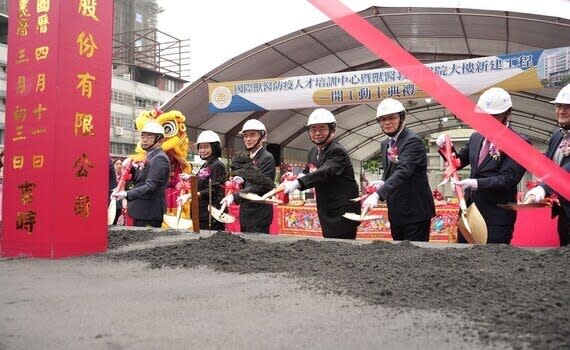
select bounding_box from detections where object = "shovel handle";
[261,185,285,200]
[360,206,370,220]
[219,201,227,213]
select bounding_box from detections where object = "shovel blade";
[342,212,382,222]
[107,200,116,226]
[458,203,487,244]
[209,205,236,224]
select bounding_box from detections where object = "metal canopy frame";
[163,6,570,163]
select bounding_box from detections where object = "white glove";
[220,194,235,206]
[370,180,385,191]
[363,192,379,209]
[179,173,191,181]
[456,178,478,191]
[231,176,244,185]
[524,186,545,203]
[296,173,306,179]
[176,193,192,205]
[121,158,131,167]
[282,180,300,194]
[111,190,127,201]
[436,134,447,148]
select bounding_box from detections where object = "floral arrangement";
[387,144,399,163]
[488,142,501,161]
[559,137,570,157]
[197,166,211,179]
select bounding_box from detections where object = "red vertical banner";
[1,0,113,257]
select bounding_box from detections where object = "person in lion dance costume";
[129,108,193,228]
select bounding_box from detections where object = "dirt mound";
[109,231,569,349]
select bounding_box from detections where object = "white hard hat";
[376,98,405,118]
[476,87,512,114]
[196,130,221,145]
[552,84,570,104]
[141,121,165,136]
[307,108,336,126]
[240,119,266,134]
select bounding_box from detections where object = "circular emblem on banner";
[211,86,233,109]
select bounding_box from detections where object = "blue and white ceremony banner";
[208,46,569,113]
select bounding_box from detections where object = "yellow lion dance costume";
[132,109,193,228]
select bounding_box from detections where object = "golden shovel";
[163,191,192,230]
[108,158,133,225]
[107,199,117,226]
[342,205,382,222]
[440,135,487,243]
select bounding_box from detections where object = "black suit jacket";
[454,129,528,228]
[127,147,171,221]
[540,129,570,219]
[233,147,276,227]
[298,140,360,239]
[197,158,226,229]
[378,128,435,226]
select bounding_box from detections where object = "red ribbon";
[308,0,570,200]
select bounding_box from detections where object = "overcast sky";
[157,0,570,84]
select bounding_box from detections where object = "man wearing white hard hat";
[179,130,226,231]
[362,98,435,241]
[524,84,570,246]
[111,121,170,227]
[281,108,360,239]
[436,87,528,244]
[221,119,276,233]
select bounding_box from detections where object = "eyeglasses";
[377,115,399,124]
[555,103,570,110]
[308,126,330,134]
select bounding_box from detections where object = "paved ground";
[1,229,568,349]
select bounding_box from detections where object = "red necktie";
[478,139,488,166]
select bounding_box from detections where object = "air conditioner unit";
[115,126,124,136]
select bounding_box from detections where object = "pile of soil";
[109,231,569,349]
[107,228,181,250]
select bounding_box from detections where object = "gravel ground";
[109,230,570,349]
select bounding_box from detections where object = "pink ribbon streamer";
[308,0,570,200]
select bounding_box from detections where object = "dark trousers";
[133,219,162,228]
[458,225,513,244]
[558,211,569,246]
[390,220,431,241]
[240,222,270,234]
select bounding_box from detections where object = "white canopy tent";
[162,6,570,165]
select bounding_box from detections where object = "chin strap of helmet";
[383,112,405,137]
[142,134,163,151]
[245,131,265,152]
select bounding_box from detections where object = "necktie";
[478,139,488,166]
[388,138,395,163]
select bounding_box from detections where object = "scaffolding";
[113,28,191,80]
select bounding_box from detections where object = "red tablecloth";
[225,204,280,235]
[511,207,559,247]
[225,204,560,246]
[226,204,458,242]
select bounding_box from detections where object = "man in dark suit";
[111,121,170,228]
[281,108,360,239]
[362,98,435,241]
[525,84,570,246]
[221,119,275,234]
[437,87,528,244]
